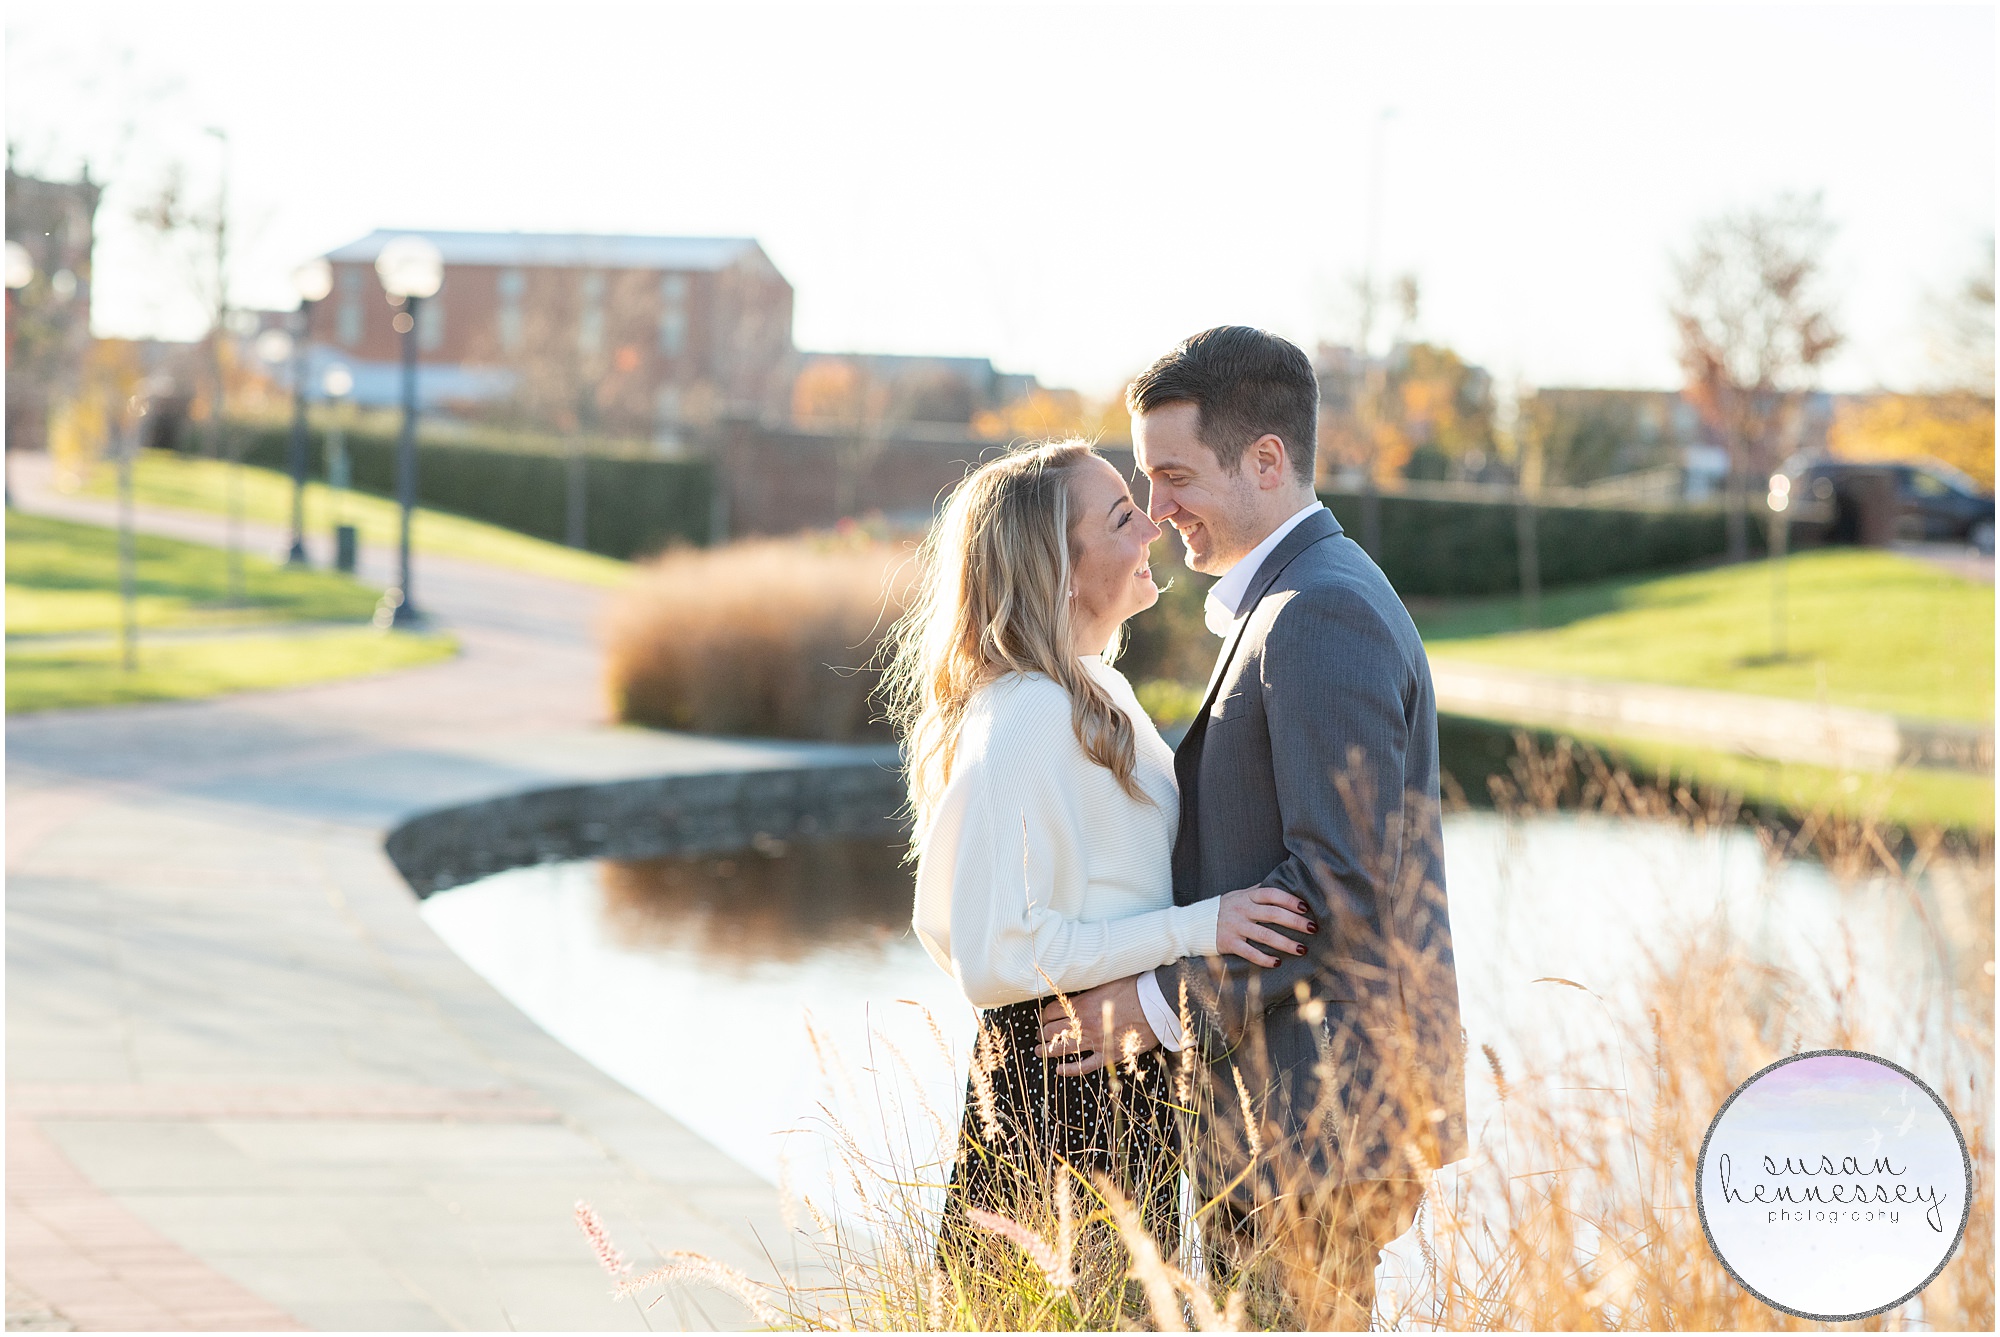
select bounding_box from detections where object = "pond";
[417,809,1967,1211]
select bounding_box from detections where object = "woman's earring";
[1067,589,1076,600]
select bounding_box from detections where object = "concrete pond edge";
[384,747,911,897]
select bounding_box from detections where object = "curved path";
[7,454,886,1330]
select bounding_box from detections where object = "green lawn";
[8,631,460,714]
[1556,728,1992,835]
[1435,713,1992,834]
[1416,548,1993,723]
[6,512,457,713]
[80,452,635,588]
[7,512,383,635]
[1136,549,1994,832]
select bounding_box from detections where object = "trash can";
[335,524,359,574]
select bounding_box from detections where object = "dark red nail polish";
[1306,921,1319,934]
[1293,943,1307,955]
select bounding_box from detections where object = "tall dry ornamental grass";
[602,534,916,739]
[575,742,1994,1330]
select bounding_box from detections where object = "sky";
[7,1,1993,399]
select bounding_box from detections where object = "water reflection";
[417,809,1984,1332]
[419,811,1965,1210]
[419,842,973,1202]
[598,837,911,965]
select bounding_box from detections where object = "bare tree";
[1924,238,1995,395]
[1391,271,1421,343]
[130,153,231,451]
[1670,193,1844,560]
[132,141,252,600]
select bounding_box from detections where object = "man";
[1038,325,1467,1328]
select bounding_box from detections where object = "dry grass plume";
[602,532,915,739]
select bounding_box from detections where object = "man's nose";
[1145,484,1176,524]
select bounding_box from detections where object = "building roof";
[323,229,765,272]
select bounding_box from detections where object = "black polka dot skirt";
[940,994,1182,1269]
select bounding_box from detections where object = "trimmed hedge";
[1320,488,1771,598]
[221,419,1768,587]
[232,425,713,559]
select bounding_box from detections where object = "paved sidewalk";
[1894,539,1994,585]
[7,456,878,1330]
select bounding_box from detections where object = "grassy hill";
[1417,547,1992,723]
[81,452,635,588]
[7,512,456,713]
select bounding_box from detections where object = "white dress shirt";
[1137,499,1328,1051]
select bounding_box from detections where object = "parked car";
[1781,455,1995,552]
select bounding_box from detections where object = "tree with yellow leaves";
[1829,242,1994,490]
[970,387,1126,443]
[1315,341,1493,485]
[791,357,890,428]
[1830,394,1993,490]
[1670,193,1845,560]
[49,339,148,487]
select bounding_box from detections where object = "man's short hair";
[1126,326,1319,484]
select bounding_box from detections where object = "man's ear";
[1250,433,1290,490]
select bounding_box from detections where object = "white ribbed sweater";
[913,656,1221,1009]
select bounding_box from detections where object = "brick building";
[6,166,102,452]
[310,230,795,445]
[790,351,1039,429]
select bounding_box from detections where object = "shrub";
[230,422,713,559]
[602,534,914,739]
[1118,564,1217,689]
[1323,486,1771,598]
[1120,491,1771,709]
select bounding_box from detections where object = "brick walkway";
[6,456,873,1330]
[8,1118,305,1331]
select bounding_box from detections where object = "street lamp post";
[287,258,333,565]
[3,239,30,290]
[374,236,443,627]
[117,387,150,672]
[1353,106,1396,561]
[202,126,246,603]
[321,363,357,572]
[1766,471,1792,661]
[5,240,34,511]
[1513,394,1544,631]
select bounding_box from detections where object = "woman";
[881,440,1314,1262]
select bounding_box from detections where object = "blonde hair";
[881,439,1149,834]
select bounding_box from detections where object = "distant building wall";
[1526,386,1839,459]
[701,420,1135,537]
[788,351,1041,431]
[5,167,101,452]
[308,231,795,438]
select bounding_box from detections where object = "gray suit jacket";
[1150,507,1468,1208]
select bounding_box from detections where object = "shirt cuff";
[1136,969,1186,1053]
